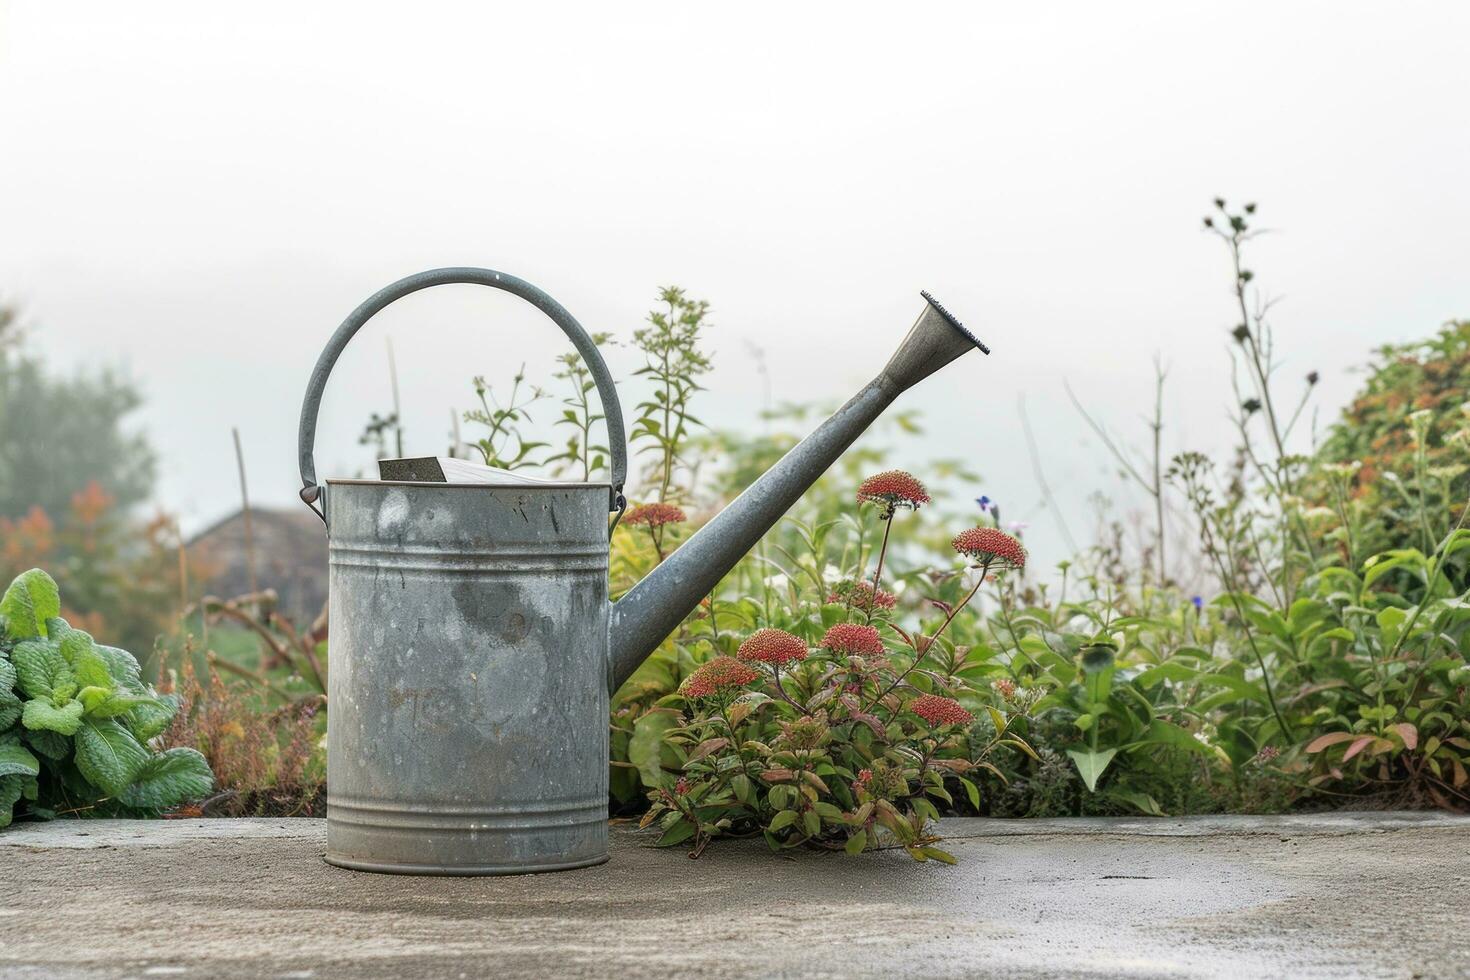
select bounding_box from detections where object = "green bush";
[0,568,214,827]
[638,478,1037,860]
[1313,321,1470,588]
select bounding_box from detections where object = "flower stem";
[865,563,989,711]
[865,511,895,624]
[770,662,811,716]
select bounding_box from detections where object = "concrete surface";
[2,812,1467,979]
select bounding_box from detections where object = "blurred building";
[186,508,328,623]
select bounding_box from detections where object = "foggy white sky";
[2,2,1467,568]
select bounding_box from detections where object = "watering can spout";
[607,292,989,690]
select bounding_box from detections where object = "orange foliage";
[1,506,54,567]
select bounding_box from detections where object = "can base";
[324,851,610,877]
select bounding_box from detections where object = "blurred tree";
[0,306,157,519]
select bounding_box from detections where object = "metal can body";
[323,480,611,875]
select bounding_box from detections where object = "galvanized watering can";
[297,267,988,875]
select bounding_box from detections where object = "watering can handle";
[296,267,627,520]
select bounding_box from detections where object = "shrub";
[0,481,186,656]
[1313,322,1470,589]
[0,568,214,827]
[637,475,1037,861]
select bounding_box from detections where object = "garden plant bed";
[3,812,1467,979]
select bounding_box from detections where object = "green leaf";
[0,774,25,828]
[23,729,70,760]
[78,686,112,713]
[118,748,214,809]
[655,818,696,847]
[628,709,679,789]
[1109,789,1165,816]
[1363,549,1428,588]
[920,845,958,865]
[801,809,821,836]
[813,801,843,821]
[96,645,144,692]
[0,689,20,731]
[22,698,84,736]
[88,692,161,720]
[1375,606,1407,651]
[73,643,113,690]
[959,776,980,809]
[1142,719,1216,758]
[769,809,798,831]
[75,719,149,796]
[126,694,179,741]
[1134,662,1199,687]
[0,660,20,728]
[1,569,61,640]
[1066,747,1117,792]
[12,640,70,700]
[0,740,40,778]
[844,829,867,855]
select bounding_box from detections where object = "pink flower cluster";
[910,694,974,727]
[828,579,897,612]
[856,470,931,511]
[820,623,885,657]
[624,502,687,527]
[679,656,760,698]
[951,526,1027,570]
[737,628,808,666]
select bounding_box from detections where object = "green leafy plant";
[637,472,1037,861]
[0,568,214,827]
[463,365,549,470]
[1314,321,1470,574]
[543,334,615,480]
[1296,516,1470,807]
[630,287,713,504]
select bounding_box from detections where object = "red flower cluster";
[855,768,873,789]
[737,627,808,666]
[910,694,974,727]
[624,502,687,527]
[951,526,1027,570]
[828,579,898,612]
[820,623,885,657]
[679,656,761,698]
[856,470,931,512]
[991,678,1017,700]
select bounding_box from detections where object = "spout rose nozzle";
[882,292,990,393]
[607,293,989,691]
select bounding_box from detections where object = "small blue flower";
[1191,595,1203,611]
[976,495,991,509]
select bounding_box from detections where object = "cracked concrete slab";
[1,812,1466,979]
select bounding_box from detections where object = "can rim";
[325,478,613,490]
